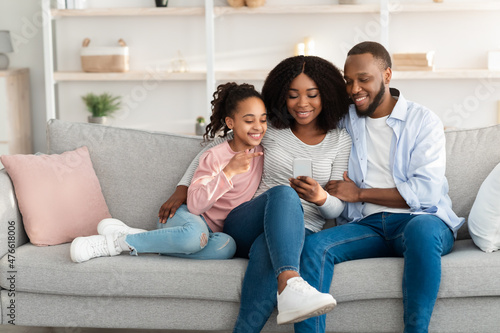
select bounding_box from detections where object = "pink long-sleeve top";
[187,141,264,233]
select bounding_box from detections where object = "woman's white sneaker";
[276,277,336,325]
[97,218,146,236]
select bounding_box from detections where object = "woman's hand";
[223,150,263,180]
[289,176,328,206]
[158,185,188,223]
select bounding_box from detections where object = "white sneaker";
[70,234,122,263]
[97,218,146,236]
[276,277,336,325]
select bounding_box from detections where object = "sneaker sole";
[277,299,336,325]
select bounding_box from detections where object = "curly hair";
[204,82,263,141]
[261,56,349,131]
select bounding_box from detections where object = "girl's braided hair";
[262,56,349,131]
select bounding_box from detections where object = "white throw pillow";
[468,163,500,253]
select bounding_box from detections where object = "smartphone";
[293,158,312,178]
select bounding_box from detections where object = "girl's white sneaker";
[97,218,146,236]
[70,234,121,263]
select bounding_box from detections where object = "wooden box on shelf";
[0,68,32,167]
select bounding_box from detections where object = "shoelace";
[288,277,315,293]
[88,237,110,257]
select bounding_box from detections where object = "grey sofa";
[1,119,500,332]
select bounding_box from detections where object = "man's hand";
[325,171,361,203]
[223,150,263,180]
[158,185,188,223]
[289,176,328,206]
[326,171,409,208]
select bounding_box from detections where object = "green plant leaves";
[81,93,121,117]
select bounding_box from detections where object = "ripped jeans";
[124,204,236,260]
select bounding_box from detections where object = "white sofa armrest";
[0,169,28,259]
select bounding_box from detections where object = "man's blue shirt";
[338,88,464,237]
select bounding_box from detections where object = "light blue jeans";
[295,212,455,333]
[124,204,236,260]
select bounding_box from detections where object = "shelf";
[50,2,500,18]
[214,4,379,15]
[392,69,500,80]
[52,70,272,82]
[50,5,380,17]
[216,70,270,81]
[396,1,500,13]
[53,69,500,82]
[53,71,206,81]
[51,7,204,17]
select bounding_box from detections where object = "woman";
[159,55,351,332]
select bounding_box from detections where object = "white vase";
[88,116,107,124]
[195,123,205,136]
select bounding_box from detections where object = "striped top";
[179,124,352,232]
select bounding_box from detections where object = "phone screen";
[293,158,312,178]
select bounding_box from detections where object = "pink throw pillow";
[1,146,111,246]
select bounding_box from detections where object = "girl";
[70,82,266,262]
[161,56,352,330]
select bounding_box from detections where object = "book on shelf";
[392,51,435,71]
[393,65,434,71]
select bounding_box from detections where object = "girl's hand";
[158,185,188,223]
[223,150,263,180]
[289,176,328,206]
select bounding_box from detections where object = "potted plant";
[82,92,121,124]
[195,116,206,136]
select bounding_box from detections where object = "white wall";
[1,0,500,153]
[0,0,47,153]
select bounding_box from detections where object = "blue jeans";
[222,185,307,333]
[125,204,236,260]
[295,212,455,333]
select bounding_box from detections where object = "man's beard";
[355,80,385,118]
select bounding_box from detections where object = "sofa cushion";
[0,146,111,246]
[331,239,500,302]
[46,119,204,231]
[468,163,500,252]
[2,240,498,303]
[0,243,247,302]
[445,124,500,240]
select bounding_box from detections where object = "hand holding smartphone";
[293,158,312,178]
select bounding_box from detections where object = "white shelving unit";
[42,0,500,127]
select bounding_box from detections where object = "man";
[295,41,464,333]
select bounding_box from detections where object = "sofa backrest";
[46,120,500,239]
[445,124,500,240]
[47,119,204,231]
